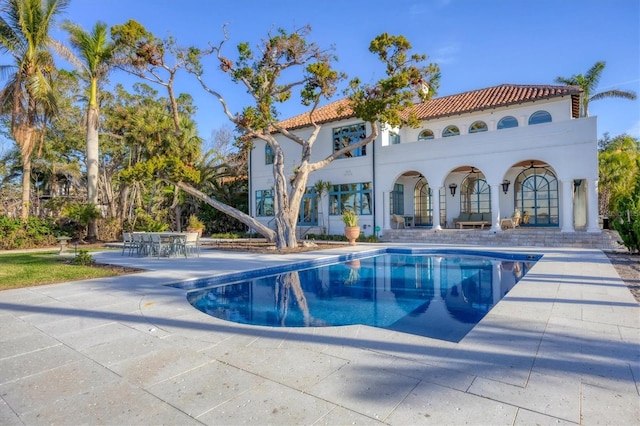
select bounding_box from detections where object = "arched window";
[442,125,460,138]
[469,121,488,133]
[528,110,552,125]
[497,116,518,129]
[418,129,434,140]
[265,144,273,165]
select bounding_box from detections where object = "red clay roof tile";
[276,84,582,130]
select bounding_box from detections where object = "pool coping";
[0,243,638,424]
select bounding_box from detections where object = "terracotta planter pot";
[187,228,203,238]
[344,226,360,246]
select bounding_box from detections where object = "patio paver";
[0,244,638,425]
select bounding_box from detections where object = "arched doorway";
[414,178,433,226]
[460,169,490,214]
[515,164,558,226]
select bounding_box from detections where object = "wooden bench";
[453,212,492,229]
[457,221,490,229]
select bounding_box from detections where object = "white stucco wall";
[249,95,598,236]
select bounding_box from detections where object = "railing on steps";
[297,225,322,241]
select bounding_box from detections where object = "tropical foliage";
[598,134,640,253]
[555,61,636,117]
[0,0,70,219]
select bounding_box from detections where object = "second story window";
[498,116,518,129]
[418,129,434,140]
[389,132,400,145]
[528,110,552,125]
[333,123,366,158]
[442,125,460,138]
[469,121,488,133]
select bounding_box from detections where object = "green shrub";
[71,250,95,266]
[210,232,241,239]
[0,217,57,250]
[131,210,170,232]
[612,196,640,253]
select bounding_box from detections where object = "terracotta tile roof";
[276,98,354,130]
[411,84,582,120]
[276,84,582,130]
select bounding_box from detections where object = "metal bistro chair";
[171,232,200,258]
[121,232,136,256]
[149,233,172,258]
[131,232,145,256]
[183,232,200,257]
[138,232,153,257]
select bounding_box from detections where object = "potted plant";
[187,214,205,237]
[342,209,360,246]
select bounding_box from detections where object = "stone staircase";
[380,228,625,251]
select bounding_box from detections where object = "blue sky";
[4,0,640,149]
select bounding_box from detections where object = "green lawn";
[0,251,121,290]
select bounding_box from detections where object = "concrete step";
[381,228,625,250]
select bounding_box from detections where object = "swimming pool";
[180,249,540,342]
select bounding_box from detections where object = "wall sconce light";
[448,183,457,197]
[501,179,511,194]
[574,179,583,192]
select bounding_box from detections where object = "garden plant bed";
[203,239,348,254]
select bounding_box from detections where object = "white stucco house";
[248,84,600,238]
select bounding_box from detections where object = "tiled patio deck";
[0,244,638,425]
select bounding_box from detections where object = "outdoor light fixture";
[501,179,511,194]
[449,183,457,196]
[574,179,582,192]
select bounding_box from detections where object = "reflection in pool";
[187,253,537,342]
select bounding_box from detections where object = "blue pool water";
[182,249,539,342]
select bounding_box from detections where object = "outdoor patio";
[0,244,638,425]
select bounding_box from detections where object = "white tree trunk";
[86,106,100,240]
[174,181,276,242]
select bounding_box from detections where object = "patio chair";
[121,232,136,256]
[392,214,405,229]
[149,233,172,258]
[182,232,201,257]
[132,232,147,256]
[501,211,521,230]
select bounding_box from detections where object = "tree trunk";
[86,103,100,241]
[20,155,31,220]
[16,125,36,220]
[173,181,276,242]
[270,144,309,249]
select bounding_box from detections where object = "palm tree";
[555,61,637,117]
[0,0,70,219]
[58,21,116,240]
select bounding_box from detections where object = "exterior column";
[561,179,575,232]
[383,191,391,230]
[490,183,501,231]
[432,187,442,230]
[586,179,601,233]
